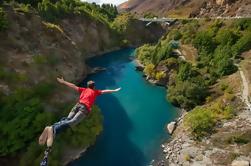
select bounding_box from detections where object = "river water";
[70,48,179,166]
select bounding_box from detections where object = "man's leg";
[67,103,80,120]
[46,111,86,147]
[39,104,81,146]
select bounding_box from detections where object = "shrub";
[220,83,228,91]
[15,0,43,7]
[193,30,216,54]
[227,132,250,145]
[167,80,208,109]
[232,30,251,57]
[234,18,251,31]
[177,62,199,81]
[184,107,215,139]
[135,44,155,65]
[153,41,173,64]
[111,13,134,33]
[33,55,48,64]
[14,3,31,13]
[43,22,64,33]
[169,29,182,40]
[144,63,155,78]
[0,7,8,31]
[215,29,239,46]
[155,71,166,81]
[213,45,237,76]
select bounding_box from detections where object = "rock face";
[119,0,251,17]
[118,0,189,16]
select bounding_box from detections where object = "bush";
[215,29,239,46]
[234,18,251,31]
[0,7,8,31]
[14,0,43,7]
[33,55,48,64]
[169,29,182,40]
[227,132,251,145]
[184,107,215,139]
[167,80,208,109]
[177,62,199,81]
[180,21,199,44]
[155,71,166,81]
[14,3,31,13]
[135,44,155,65]
[193,30,216,54]
[213,45,237,76]
[43,22,63,33]
[232,30,251,57]
[152,41,173,64]
[111,13,134,33]
[144,63,155,78]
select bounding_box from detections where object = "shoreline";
[134,58,186,166]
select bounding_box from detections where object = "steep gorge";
[0,3,165,165]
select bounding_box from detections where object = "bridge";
[138,16,250,26]
[138,18,176,26]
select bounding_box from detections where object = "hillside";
[135,18,251,165]
[0,1,165,165]
[118,0,251,17]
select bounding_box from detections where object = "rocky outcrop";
[155,99,251,166]
[190,0,251,17]
[167,121,177,135]
[231,160,250,166]
[119,0,251,17]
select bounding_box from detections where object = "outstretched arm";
[57,77,78,91]
[101,88,121,94]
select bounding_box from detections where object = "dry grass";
[210,72,242,100]
[166,0,206,18]
[180,44,197,64]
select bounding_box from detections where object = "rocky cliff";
[0,3,165,165]
[118,0,251,17]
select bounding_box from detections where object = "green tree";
[144,63,155,78]
[167,80,208,109]
[193,30,216,54]
[232,30,251,56]
[215,29,239,46]
[213,45,237,76]
[177,63,199,81]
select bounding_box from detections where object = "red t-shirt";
[78,87,102,112]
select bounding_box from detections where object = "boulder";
[135,65,144,71]
[167,121,177,135]
[231,160,250,166]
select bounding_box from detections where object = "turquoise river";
[70,48,179,166]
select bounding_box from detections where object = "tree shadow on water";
[69,95,146,166]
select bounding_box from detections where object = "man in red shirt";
[39,77,121,149]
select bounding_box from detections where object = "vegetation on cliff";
[136,18,251,138]
[0,1,116,165]
[0,0,165,165]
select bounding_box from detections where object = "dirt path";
[239,68,251,111]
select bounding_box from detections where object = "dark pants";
[52,103,89,136]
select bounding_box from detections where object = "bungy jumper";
[38,77,121,166]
